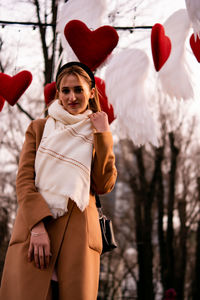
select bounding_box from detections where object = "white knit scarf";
[35,100,94,218]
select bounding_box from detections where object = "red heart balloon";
[44,81,57,105]
[0,71,32,106]
[95,77,115,124]
[190,33,200,63]
[0,96,5,112]
[64,20,119,71]
[151,23,171,71]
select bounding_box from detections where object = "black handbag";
[95,194,117,254]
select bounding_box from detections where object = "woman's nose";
[68,91,76,101]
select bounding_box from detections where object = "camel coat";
[0,118,117,300]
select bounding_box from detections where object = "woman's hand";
[28,221,51,269]
[89,111,110,132]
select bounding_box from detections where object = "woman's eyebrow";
[62,85,83,88]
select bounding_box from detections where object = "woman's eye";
[62,88,69,94]
[75,87,83,93]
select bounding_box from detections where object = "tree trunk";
[176,200,187,300]
[192,177,200,300]
[165,133,179,290]
[192,221,200,300]
[132,147,155,300]
[155,147,167,292]
[33,0,58,85]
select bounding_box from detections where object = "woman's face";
[57,74,95,115]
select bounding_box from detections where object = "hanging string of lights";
[0,20,55,28]
[0,20,152,30]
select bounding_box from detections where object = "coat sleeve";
[16,121,53,231]
[91,131,117,195]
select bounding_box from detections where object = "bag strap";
[95,194,104,218]
[95,194,101,208]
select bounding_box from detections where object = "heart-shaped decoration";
[44,82,57,105]
[95,77,115,124]
[190,33,200,63]
[151,23,171,71]
[64,20,119,71]
[0,71,32,106]
[0,95,5,112]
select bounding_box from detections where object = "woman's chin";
[64,106,86,115]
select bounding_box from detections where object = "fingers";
[89,111,110,132]
[28,243,33,262]
[89,111,107,119]
[31,246,50,269]
[39,246,45,269]
[33,245,50,269]
[34,245,40,268]
[44,245,51,268]
[28,232,51,269]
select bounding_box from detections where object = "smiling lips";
[68,102,79,107]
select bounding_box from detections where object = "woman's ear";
[55,90,59,99]
[90,87,95,99]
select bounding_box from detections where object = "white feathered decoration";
[158,9,194,100]
[56,0,107,63]
[105,48,158,147]
[185,0,200,39]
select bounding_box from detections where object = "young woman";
[0,62,117,300]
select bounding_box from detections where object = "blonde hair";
[56,65,101,113]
